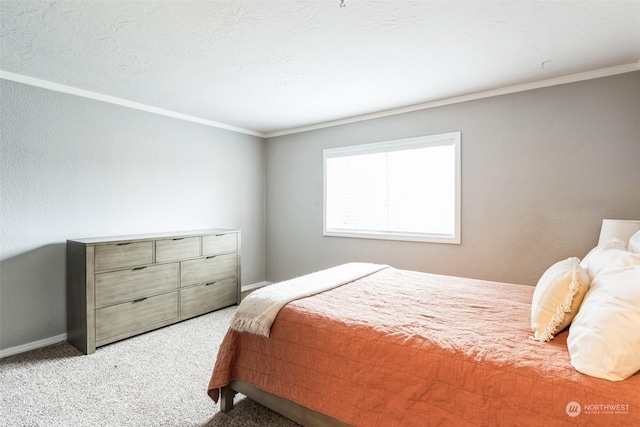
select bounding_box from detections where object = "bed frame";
[220,380,352,427]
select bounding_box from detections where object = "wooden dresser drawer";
[155,237,200,263]
[95,292,178,342]
[95,263,178,307]
[203,233,237,255]
[95,241,153,271]
[180,277,237,318]
[180,253,238,287]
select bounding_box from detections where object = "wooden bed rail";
[220,380,353,427]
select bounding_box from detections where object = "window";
[323,132,461,243]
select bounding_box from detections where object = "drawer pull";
[172,238,184,241]
[206,255,217,259]
[215,234,226,236]
[132,266,147,271]
[117,242,131,246]
[132,297,147,303]
[205,281,217,286]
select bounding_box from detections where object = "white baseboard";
[0,333,67,359]
[1,283,272,358]
[241,281,272,292]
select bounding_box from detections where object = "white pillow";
[580,238,628,280]
[629,230,640,254]
[585,248,640,280]
[530,257,590,342]
[568,267,640,381]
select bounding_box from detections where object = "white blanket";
[230,262,388,337]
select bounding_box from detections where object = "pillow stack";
[531,229,640,381]
[567,232,640,381]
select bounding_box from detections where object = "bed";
[207,263,640,426]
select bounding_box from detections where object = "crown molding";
[0,70,266,138]
[265,62,640,138]
[3,62,638,140]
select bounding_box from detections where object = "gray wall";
[0,80,266,352]
[265,72,640,286]
[2,71,639,354]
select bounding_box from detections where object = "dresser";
[66,229,240,354]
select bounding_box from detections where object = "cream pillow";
[531,257,590,342]
[629,230,640,254]
[568,267,640,381]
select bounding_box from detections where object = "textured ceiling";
[1,1,640,135]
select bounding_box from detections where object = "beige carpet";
[0,306,299,426]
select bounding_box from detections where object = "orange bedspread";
[208,267,640,426]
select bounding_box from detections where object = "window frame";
[323,132,461,244]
